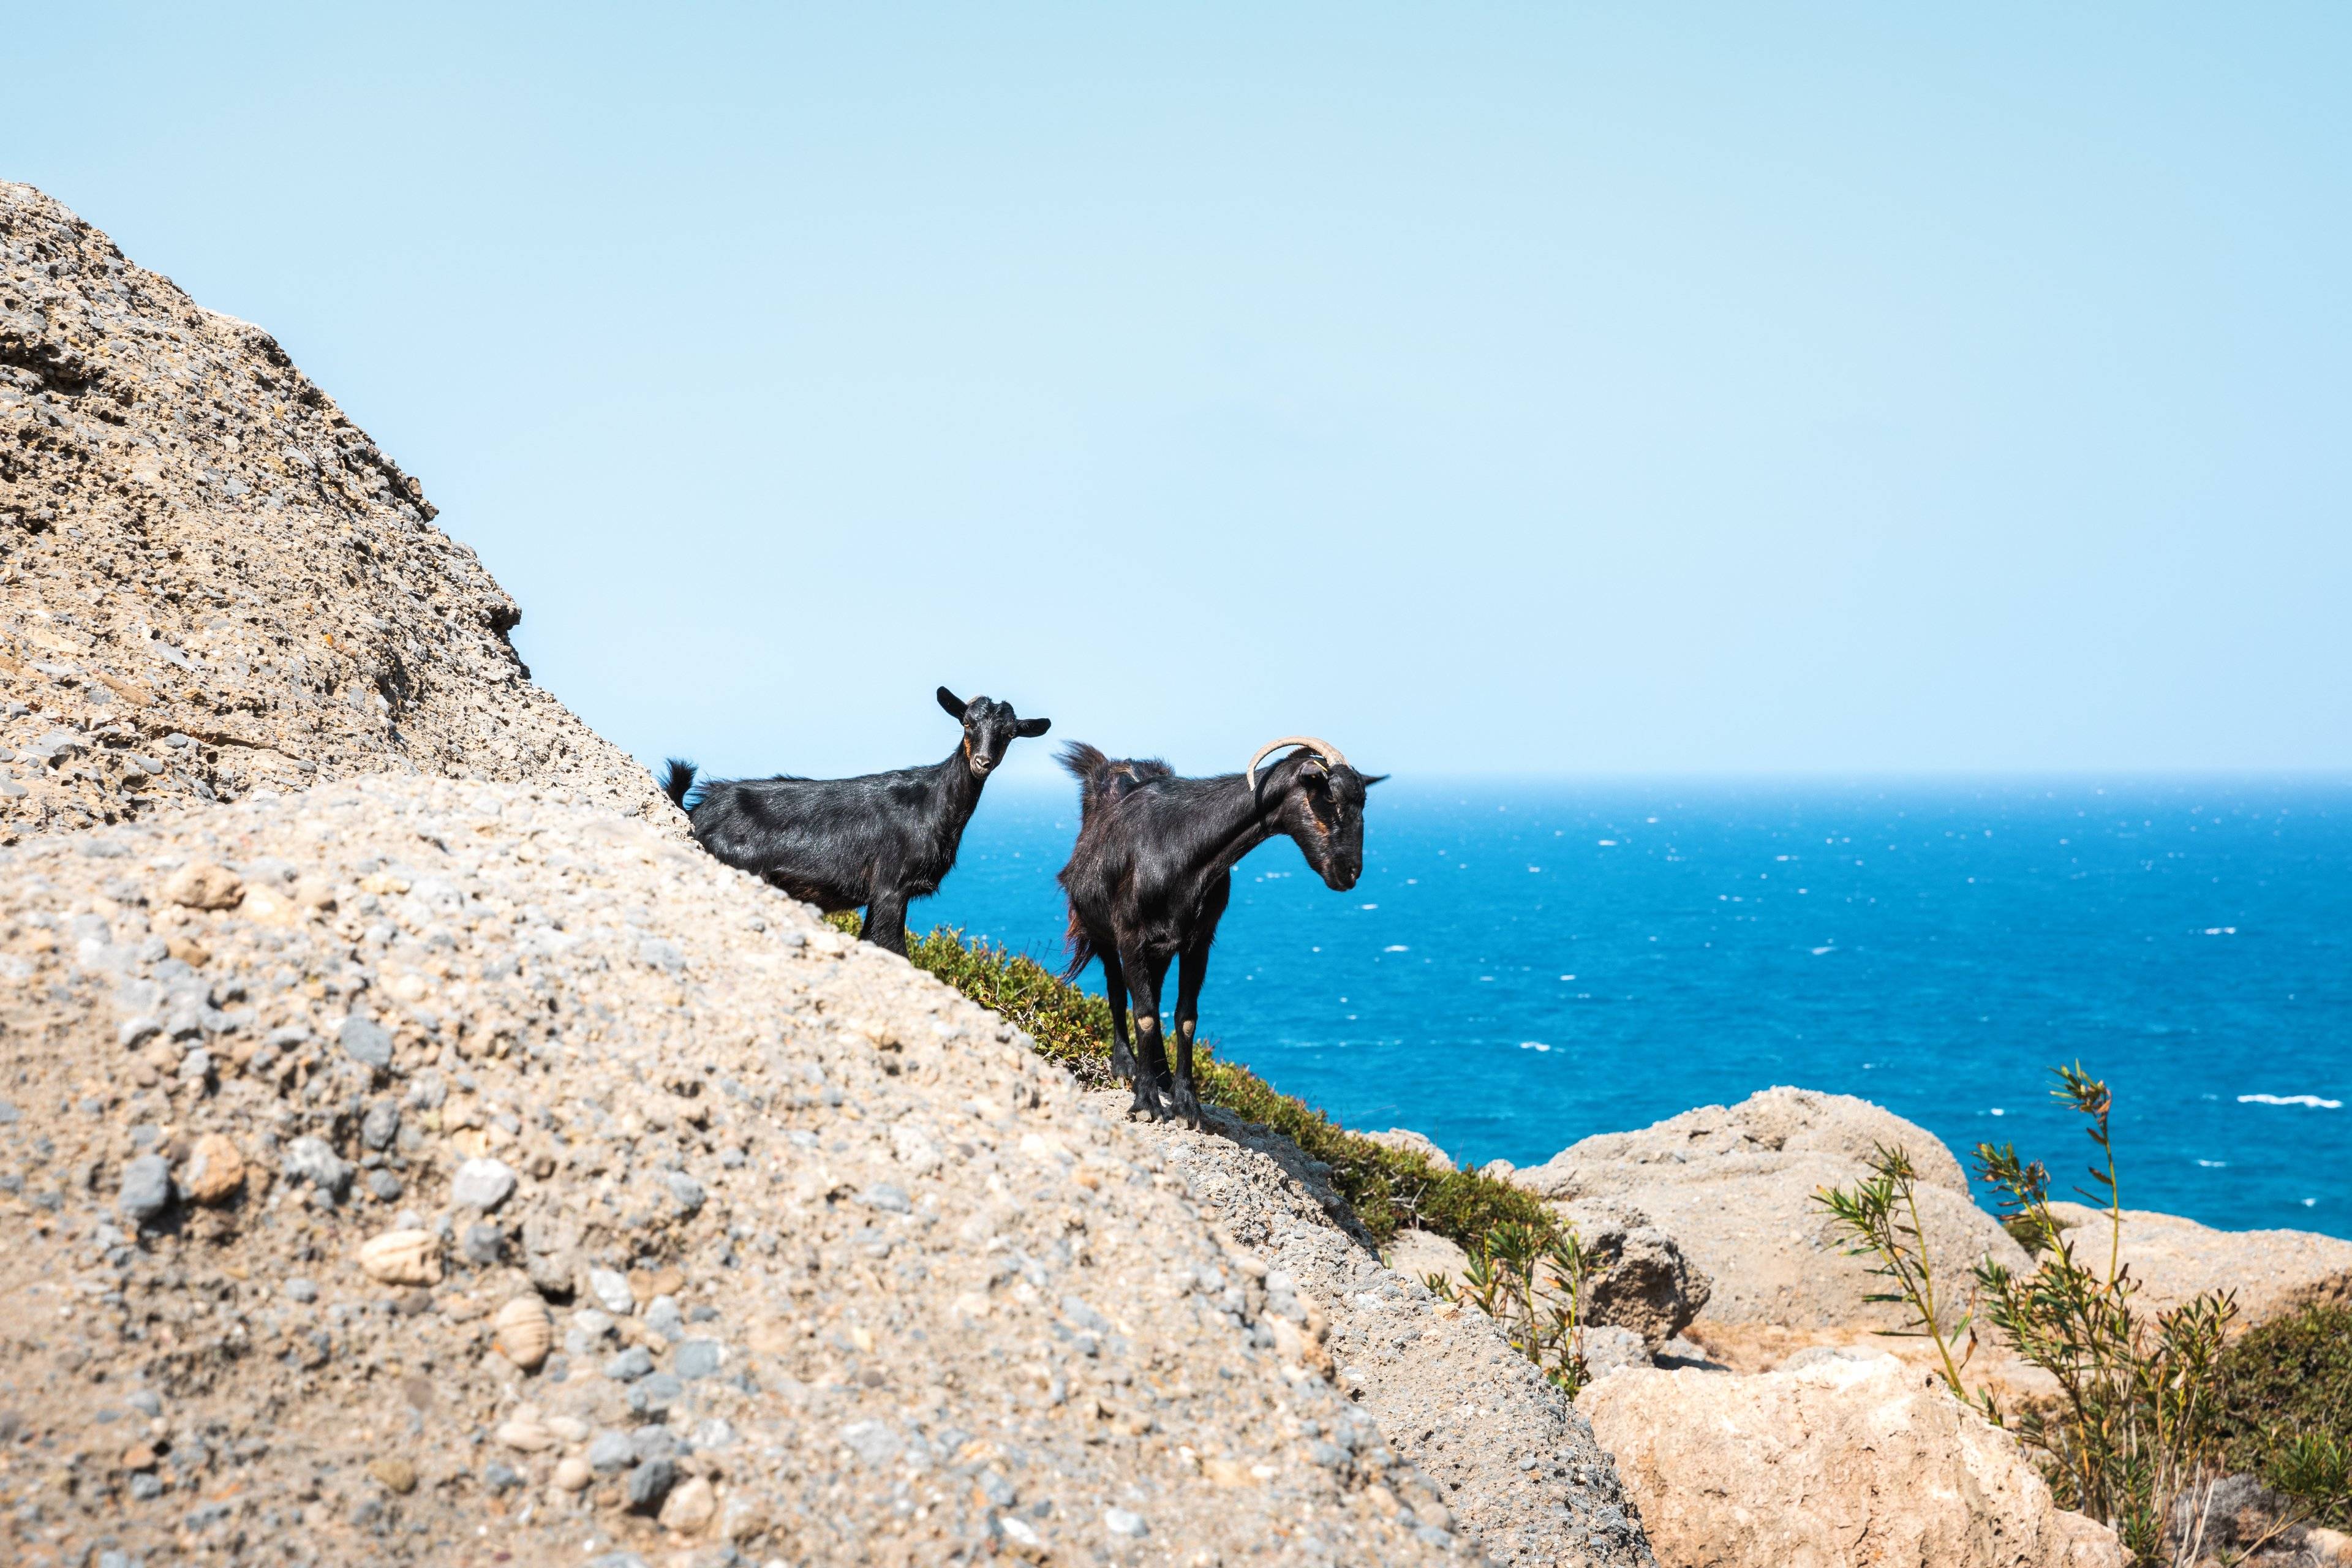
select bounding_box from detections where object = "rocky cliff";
[0,181,662,835]
[0,184,1654,1568]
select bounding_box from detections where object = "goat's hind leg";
[1099,950,1138,1086]
[1119,946,1175,1120]
[1167,942,1210,1129]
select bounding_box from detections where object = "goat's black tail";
[660,758,699,812]
[1057,739,1172,828]
[1060,912,1095,984]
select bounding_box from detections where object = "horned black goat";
[1057,735,1382,1125]
[662,687,1049,956]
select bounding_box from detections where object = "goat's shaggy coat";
[663,688,1047,955]
[1056,739,1379,1123]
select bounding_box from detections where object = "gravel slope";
[0,777,1458,1567]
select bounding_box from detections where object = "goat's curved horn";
[1244,736,1349,795]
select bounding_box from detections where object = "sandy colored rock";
[658,1474,718,1534]
[1365,1127,1456,1172]
[179,1133,244,1205]
[356,1229,442,1286]
[368,1457,418,1494]
[1517,1088,2029,1330]
[1387,1226,1470,1290]
[0,181,671,839]
[2043,1201,2352,1329]
[1581,1354,2125,1568]
[492,1294,554,1370]
[163,861,243,910]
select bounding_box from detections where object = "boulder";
[1574,1205,1713,1351]
[1581,1354,2125,1568]
[1518,1088,2028,1329]
[1364,1128,1455,1172]
[1386,1227,1469,1291]
[2041,1202,2352,1329]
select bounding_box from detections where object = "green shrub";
[1425,1220,1597,1396]
[2216,1302,2352,1529]
[1817,1065,2241,1567]
[838,916,1556,1250]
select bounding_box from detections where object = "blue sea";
[914,778,2350,1240]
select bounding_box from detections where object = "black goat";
[1057,736,1382,1125]
[662,688,1050,956]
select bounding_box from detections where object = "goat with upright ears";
[662,687,1050,956]
[1056,735,1383,1125]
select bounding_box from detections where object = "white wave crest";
[2237,1093,2343,1110]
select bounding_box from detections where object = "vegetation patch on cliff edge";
[835,916,1554,1251]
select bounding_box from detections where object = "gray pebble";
[603,1345,654,1382]
[282,1136,352,1199]
[128,1389,162,1417]
[285,1277,318,1303]
[1105,1507,1149,1538]
[643,1296,684,1340]
[587,1267,635,1315]
[863,1182,911,1215]
[462,1223,503,1265]
[337,1014,393,1068]
[452,1157,516,1211]
[360,1100,401,1150]
[366,1169,404,1202]
[587,1430,635,1472]
[623,1455,675,1512]
[674,1339,723,1380]
[628,1425,678,1463]
[663,1171,704,1216]
[627,1372,683,1414]
[482,1460,521,1491]
[118,1153,173,1226]
[129,1472,163,1501]
[979,1468,1017,1507]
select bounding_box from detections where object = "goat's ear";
[1298,758,1330,791]
[937,687,968,718]
[1016,717,1052,737]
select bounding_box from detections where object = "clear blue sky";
[12,6,2349,780]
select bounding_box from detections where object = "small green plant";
[2216,1301,2352,1531]
[1815,1065,2243,1566]
[1426,1219,1597,1396]
[1811,1141,1977,1401]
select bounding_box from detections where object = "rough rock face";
[2042,1201,2352,1329]
[0,182,665,835]
[1366,1128,1456,1172]
[0,777,1458,1566]
[1580,1354,2126,1568]
[1132,1110,1657,1568]
[1574,1211,1713,1353]
[1515,1088,2029,1329]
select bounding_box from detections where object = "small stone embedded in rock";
[337,1015,393,1069]
[367,1169,404,1202]
[587,1430,635,1472]
[493,1295,554,1370]
[357,1229,442,1286]
[462,1222,504,1265]
[623,1455,676,1512]
[368,1457,417,1494]
[588,1267,635,1315]
[1106,1507,1150,1538]
[628,1372,684,1414]
[360,1100,401,1150]
[118,1154,173,1226]
[282,1136,353,1199]
[864,1182,911,1215]
[603,1345,654,1382]
[164,862,244,910]
[663,1171,704,1216]
[554,1456,593,1491]
[657,1473,715,1532]
[181,1134,244,1205]
[452,1156,517,1210]
[674,1339,723,1380]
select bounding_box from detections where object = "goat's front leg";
[1099,949,1137,1085]
[862,887,910,957]
[1168,941,1211,1129]
[1120,946,1174,1120]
